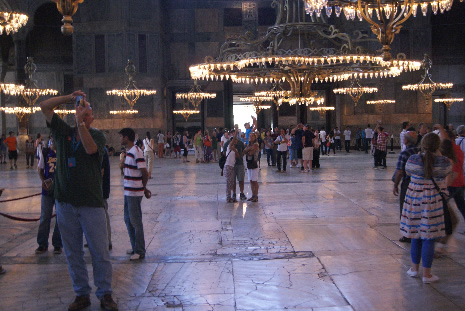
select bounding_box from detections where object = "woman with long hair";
[400,133,452,283]
[243,133,260,202]
[143,132,155,179]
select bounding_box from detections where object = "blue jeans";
[56,201,112,299]
[266,148,274,165]
[37,195,62,248]
[124,196,145,255]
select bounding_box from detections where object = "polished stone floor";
[0,150,464,311]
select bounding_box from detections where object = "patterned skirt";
[400,180,446,240]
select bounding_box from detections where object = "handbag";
[246,154,258,169]
[219,150,232,176]
[431,177,459,235]
[326,141,330,147]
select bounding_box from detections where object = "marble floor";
[0,151,464,311]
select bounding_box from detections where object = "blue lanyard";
[71,134,81,155]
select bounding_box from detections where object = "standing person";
[35,138,63,255]
[364,124,373,153]
[25,136,35,168]
[216,128,223,156]
[102,147,112,250]
[256,130,263,169]
[392,131,419,242]
[361,127,366,152]
[39,91,117,311]
[289,133,297,168]
[264,130,274,166]
[173,132,181,159]
[400,133,451,283]
[224,135,239,202]
[355,128,362,151]
[164,131,172,158]
[319,127,327,155]
[334,127,341,151]
[0,133,6,164]
[194,130,204,163]
[4,131,18,170]
[119,127,150,261]
[212,130,218,162]
[220,130,229,152]
[156,130,164,158]
[400,121,410,151]
[417,123,428,145]
[204,131,212,163]
[119,147,126,175]
[274,128,288,173]
[376,126,389,169]
[244,133,260,202]
[327,131,336,155]
[223,129,246,200]
[343,126,351,153]
[182,131,190,163]
[35,133,44,162]
[244,116,257,145]
[302,124,315,172]
[143,132,155,179]
[312,129,321,169]
[291,124,304,170]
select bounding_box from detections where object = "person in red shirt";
[4,131,18,170]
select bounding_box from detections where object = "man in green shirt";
[40,91,117,311]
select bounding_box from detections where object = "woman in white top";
[143,132,155,179]
[224,135,239,202]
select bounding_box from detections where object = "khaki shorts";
[302,147,314,161]
[234,164,245,182]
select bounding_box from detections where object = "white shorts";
[302,147,314,161]
[247,168,259,181]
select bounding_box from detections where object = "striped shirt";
[124,145,146,196]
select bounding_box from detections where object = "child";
[120,147,126,175]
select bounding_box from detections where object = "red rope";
[0,212,56,222]
[0,192,44,221]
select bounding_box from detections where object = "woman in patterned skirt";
[400,133,452,283]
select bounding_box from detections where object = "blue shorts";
[289,149,297,161]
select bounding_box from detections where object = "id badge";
[68,157,76,168]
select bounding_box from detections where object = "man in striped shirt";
[119,128,149,261]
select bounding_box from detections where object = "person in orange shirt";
[4,131,18,170]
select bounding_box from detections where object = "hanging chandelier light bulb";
[175,81,216,110]
[21,57,59,107]
[434,98,463,110]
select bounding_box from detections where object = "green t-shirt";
[223,139,244,166]
[49,113,106,207]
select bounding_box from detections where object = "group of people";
[392,121,465,284]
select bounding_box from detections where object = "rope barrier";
[0,192,44,222]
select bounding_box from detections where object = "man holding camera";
[40,91,117,311]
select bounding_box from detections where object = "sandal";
[247,197,253,201]
[251,197,258,202]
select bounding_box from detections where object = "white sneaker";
[422,274,439,284]
[406,268,418,278]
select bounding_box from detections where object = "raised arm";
[40,91,84,123]
[251,116,257,132]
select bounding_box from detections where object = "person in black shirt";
[302,124,316,172]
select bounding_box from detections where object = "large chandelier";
[333,79,378,105]
[107,59,157,109]
[304,0,458,60]
[52,0,84,35]
[309,106,335,118]
[0,107,40,122]
[173,108,199,122]
[0,11,28,35]
[0,83,24,96]
[54,108,76,119]
[21,57,59,107]
[366,99,395,112]
[434,98,463,110]
[176,82,216,110]
[110,109,138,124]
[240,96,273,114]
[402,54,453,101]
[190,0,421,105]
